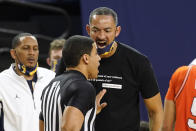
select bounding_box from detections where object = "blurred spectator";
[46,38,65,72]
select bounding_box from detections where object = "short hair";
[49,38,65,56]
[89,7,118,26]
[12,33,37,49]
[62,35,94,68]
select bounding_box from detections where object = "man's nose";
[97,30,106,39]
[28,48,35,55]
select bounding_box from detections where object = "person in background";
[86,7,163,131]
[161,64,196,131]
[39,35,106,131]
[46,38,65,72]
[0,33,55,131]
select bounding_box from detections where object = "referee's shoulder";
[72,79,94,89]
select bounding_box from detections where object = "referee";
[39,35,104,131]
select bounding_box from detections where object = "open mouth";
[96,41,107,48]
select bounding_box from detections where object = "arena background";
[1,0,196,121]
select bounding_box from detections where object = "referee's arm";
[61,106,84,131]
[39,111,44,131]
[39,120,44,131]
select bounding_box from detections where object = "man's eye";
[105,30,111,33]
[92,29,97,32]
[23,47,28,50]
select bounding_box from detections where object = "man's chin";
[26,64,36,68]
[88,74,97,79]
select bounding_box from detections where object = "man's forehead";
[19,36,38,45]
[90,15,116,28]
[91,15,114,22]
[19,36,37,42]
[51,49,62,54]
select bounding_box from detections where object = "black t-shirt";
[40,70,96,131]
[90,42,159,131]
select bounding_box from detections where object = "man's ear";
[86,24,90,36]
[10,49,16,60]
[115,26,121,37]
[82,54,89,64]
[46,57,51,66]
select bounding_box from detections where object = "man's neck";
[66,66,88,79]
[15,67,34,80]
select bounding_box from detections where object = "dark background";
[1,0,196,121]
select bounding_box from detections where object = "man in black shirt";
[86,7,163,131]
[39,35,105,131]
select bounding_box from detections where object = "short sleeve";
[39,112,44,121]
[139,57,159,99]
[64,81,96,116]
[165,66,188,100]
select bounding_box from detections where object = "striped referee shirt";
[40,70,96,131]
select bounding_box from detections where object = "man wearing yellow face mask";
[0,33,55,131]
[46,39,65,72]
[86,7,163,131]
